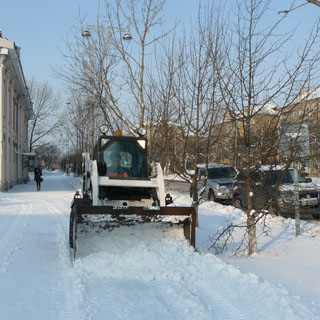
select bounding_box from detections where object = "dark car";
[232,166,320,219]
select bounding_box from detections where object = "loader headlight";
[99,124,109,134]
[137,127,147,136]
[138,140,146,149]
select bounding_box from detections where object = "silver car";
[196,164,237,202]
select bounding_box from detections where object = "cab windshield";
[103,141,145,178]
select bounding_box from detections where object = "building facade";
[0,36,33,191]
[278,89,320,173]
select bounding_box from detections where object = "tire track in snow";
[185,280,246,320]
[41,199,85,320]
[142,277,246,320]
[0,200,31,272]
[74,277,218,320]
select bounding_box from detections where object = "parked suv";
[191,164,237,203]
[232,166,320,218]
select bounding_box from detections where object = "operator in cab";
[107,151,129,178]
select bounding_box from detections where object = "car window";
[264,171,281,185]
[267,170,293,184]
[262,169,308,185]
[285,169,307,183]
[208,167,236,179]
[197,168,206,180]
[235,170,261,183]
[236,171,246,181]
[250,171,261,183]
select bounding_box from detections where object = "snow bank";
[73,222,316,319]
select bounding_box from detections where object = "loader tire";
[69,206,76,248]
[69,214,74,248]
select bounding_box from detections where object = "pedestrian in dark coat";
[34,167,42,191]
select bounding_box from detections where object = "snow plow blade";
[69,198,196,259]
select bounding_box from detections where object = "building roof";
[252,103,277,115]
[287,87,320,106]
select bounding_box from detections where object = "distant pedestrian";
[34,167,43,191]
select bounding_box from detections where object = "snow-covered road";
[0,172,317,320]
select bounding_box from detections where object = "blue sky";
[1,0,319,100]
[0,1,201,94]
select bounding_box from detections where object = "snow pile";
[73,222,316,319]
[188,197,320,318]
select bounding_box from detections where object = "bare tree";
[55,0,171,136]
[142,31,181,172]
[215,0,320,255]
[163,2,227,226]
[55,12,127,135]
[278,0,320,14]
[35,144,60,170]
[103,0,172,128]
[28,79,61,152]
[58,92,105,174]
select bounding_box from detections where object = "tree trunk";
[247,213,257,255]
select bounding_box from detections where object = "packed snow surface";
[0,172,319,319]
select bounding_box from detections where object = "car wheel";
[233,195,242,209]
[208,190,216,202]
[268,202,280,216]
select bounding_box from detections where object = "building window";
[306,105,311,114]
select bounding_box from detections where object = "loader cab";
[94,135,149,179]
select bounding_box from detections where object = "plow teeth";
[69,199,196,259]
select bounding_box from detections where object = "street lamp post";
[59,135,70,175]
[66,140,70,175]
[293,163,301,236]
[81,23,132,41]
[61,139,70,175]
[80,22,132,136]
[284,131,302,237]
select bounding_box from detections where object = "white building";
[0,35,33,191]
